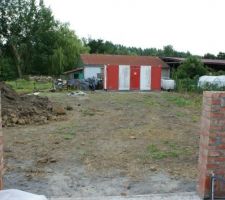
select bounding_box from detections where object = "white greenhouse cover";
[198,75,225,88]
[0,189,48,200]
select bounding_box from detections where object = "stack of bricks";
[0,94,3,189]
[197,91,225,198]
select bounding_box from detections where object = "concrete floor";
[49,192,201,200]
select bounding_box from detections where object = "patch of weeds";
[162,92,202,108]
[147,142,190,160]
[142,96,159,107]
[81,107,103,116]
[6,79,51,94]
[175,112,186,117]
[63,134,74,140]
[63,131,76,140]
[191,115,199,122]
[81,109,95,116]
[165,95,191,107]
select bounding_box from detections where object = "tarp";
[198,75,225,88]
[161,79,175,90]
[0,189,48,200]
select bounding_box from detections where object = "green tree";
[50,24,88,75]
[162,45,175,57]
[0,0,31,78]
[0,0,88,78]
[203,53,216,59]
[217,52,225,59]
[175,56,208,79]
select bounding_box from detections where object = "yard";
[3,91,202,198]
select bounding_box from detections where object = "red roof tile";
[81,54,169,68]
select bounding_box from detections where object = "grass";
[162,92,202,108]
[147,142,191,160]
[6,79,52,94]
[81,109,96,116]
[63,134,74,140]
[175,112,186,117]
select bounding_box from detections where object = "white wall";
[84,67,101,79]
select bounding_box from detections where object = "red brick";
[210,113,224,118]
[211,99,221,105]
[206,163,219,169]
[210,125,223,131]
[198,92,225,197]
[209,151,221,157]
[217,144,225,150]
[215,157,225,162]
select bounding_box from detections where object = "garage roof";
[81,54,169,68]
[161,56,225,65]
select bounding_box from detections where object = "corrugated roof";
[63,67,83,75]
[161,57,225,65]
[81,54,169,68]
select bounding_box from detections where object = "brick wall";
[197,91,225,198]
[0,93,3,189]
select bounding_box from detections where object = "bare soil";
[1,82,65,127]
[3,91,202,198]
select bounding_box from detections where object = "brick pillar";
[197,91,225,198]
[0,93,3,189]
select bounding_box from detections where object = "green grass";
[6,79,52,94]
[63,134,74,140]
[175,112,186,117]
[162,92,202,108]
[147,142,191,160]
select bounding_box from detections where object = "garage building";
[64,54,169,91]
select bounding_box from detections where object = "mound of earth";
[1,82,66,127]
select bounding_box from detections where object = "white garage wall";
[84,67,101,79]
[140,65,151,90]
[119,65,130,90]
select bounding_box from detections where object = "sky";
[44,0,225,56]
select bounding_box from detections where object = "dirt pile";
[1,82,65,127]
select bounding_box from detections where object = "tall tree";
[217,52,225,59]
[203,53,216,59]
[0,0,88,79]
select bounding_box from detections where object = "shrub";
[175,56,208,79]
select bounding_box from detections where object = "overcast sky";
[44,0,225,56]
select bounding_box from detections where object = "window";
[97,73,103,79]
[74,73,79,79]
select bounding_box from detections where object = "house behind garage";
[64,54,170,91]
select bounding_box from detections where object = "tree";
[175,56,208,79]
[85,39,192,58]
[162,45,175,57]
[0,0,30,78]
[49,24,89,75]
[217,52,225,59]
[203,53,216,59]
[0,0,89,78]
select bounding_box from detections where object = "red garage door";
[151,66,161,90]
[130,66,140,90]
[107,65,119,90]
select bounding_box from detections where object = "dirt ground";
[3,91,202,198]
[1,82,65,127]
